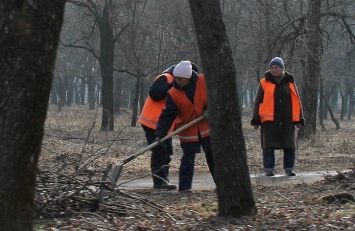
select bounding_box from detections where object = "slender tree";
[0,1,66,230]
[66,0,128,131]
[189,0,257,217]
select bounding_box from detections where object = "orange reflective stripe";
[260,114,274,121]
[200,129,210,136]
[169,74,209,142]
[139,116,158,127]
[179,135,199,141]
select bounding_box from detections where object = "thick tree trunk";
[99,3,114,131]
[0,1,66,230]
[302,0,322,138]
[189,0,256,217]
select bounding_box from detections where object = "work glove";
[253,125,259,130]
[154,137,161,143]
[154,130,166,143]
[203,110,208,119]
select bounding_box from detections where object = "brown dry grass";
[40,105,355,177]
[35,105,355,230]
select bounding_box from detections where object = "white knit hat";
[173,60,192,78]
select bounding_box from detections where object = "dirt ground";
[35,106,355,230]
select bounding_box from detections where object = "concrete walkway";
[116,170,339,190]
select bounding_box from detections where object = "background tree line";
[55,0,355,138]
[2,0,355,229]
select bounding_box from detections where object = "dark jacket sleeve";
[251,82,264,125]
[149,75,173,101]
[155,93,178,138]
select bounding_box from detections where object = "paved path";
[117,170,339,190]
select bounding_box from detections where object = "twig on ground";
[275,191,291,201]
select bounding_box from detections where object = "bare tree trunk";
[319,75,326,131]
[99,3,114,131]
[0,1,66,230]
[339,83,346,120]
[324,83,341,129]
[66,75,74,106]
[189,0,256,217]
[80,78,86,105]
[302,0,322,138]
[139,78,146,113]
[67,0,115,130]
[56,76,67,109]
[130,75,141,126]
[114,76,122,115]
[248,83,255,110]
[348,86,354,120]
[87,74,96,110]
[50,83,58,104]
[323,93,340,130]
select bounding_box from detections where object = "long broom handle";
[118,114,206,165]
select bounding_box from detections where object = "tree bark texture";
[114,76,122,115]
[130,75,141,126]
[99,2,115,131]
[189,0,257,217]
[87,74,96,110]
[0,1,66,230]
[302,0,322,138]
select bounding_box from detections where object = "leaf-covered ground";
[35,106,355,230]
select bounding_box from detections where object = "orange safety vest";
[259,78,301,123]
[138,73,175,132]
[168,74,209,142]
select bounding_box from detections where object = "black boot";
[153,182,177,190]
[285,170,296,176]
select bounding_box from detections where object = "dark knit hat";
[191,62,199,73]
[269,57,285,69]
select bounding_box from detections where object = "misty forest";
[2,0,355,230]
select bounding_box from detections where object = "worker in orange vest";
[139,63,198,190]
[251,57,304,177]
[155,60,215,193]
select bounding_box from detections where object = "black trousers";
[263,147,296,172]
[179,136,215,191]
[142,125,173,186]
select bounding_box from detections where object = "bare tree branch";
[67,0,103,25]
[113,23,130,43]
[60,39,100,60]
